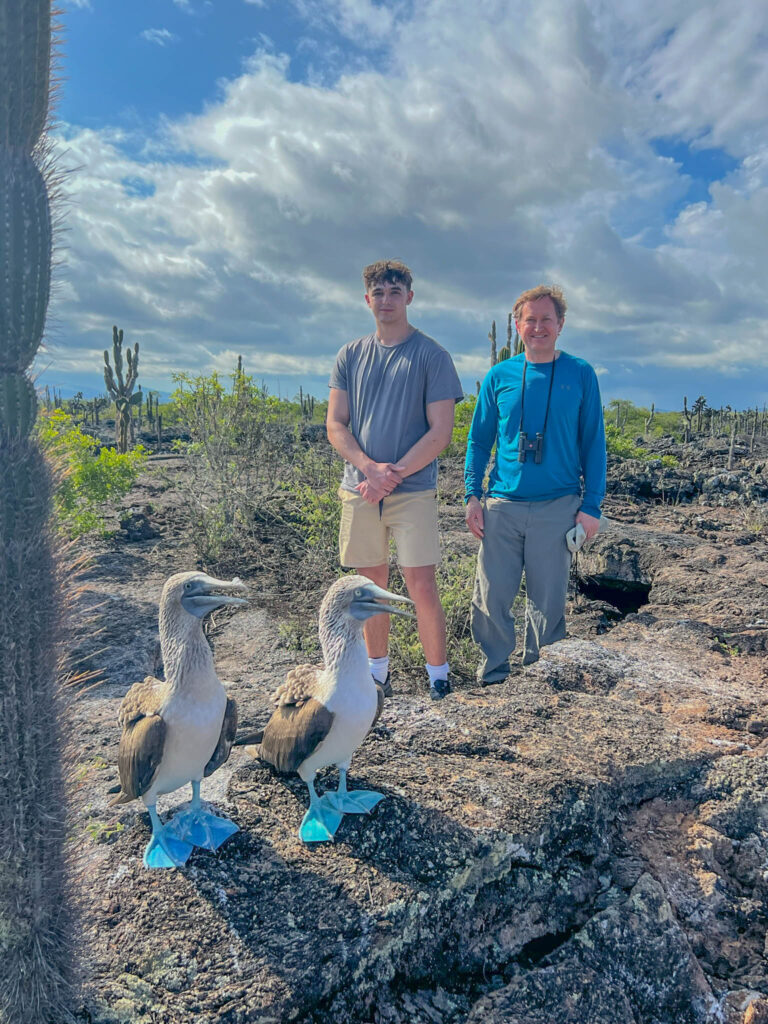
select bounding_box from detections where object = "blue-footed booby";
[246,575,414,842]
[110,571,247,868]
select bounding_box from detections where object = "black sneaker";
[429,677,451,701]
[373,671,392,698]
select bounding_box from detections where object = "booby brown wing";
[204,697,237,777]
[246,664,332,773]
[255,698,334,773]
[110,677,168,805]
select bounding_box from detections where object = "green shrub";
[171,371,344,569]
[604,424,647,460]
[37,409,146,536]
[294,483,341,551]
[446,394,476,456]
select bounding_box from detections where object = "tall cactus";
[103,324,140,453]
[510,313,524,357]
[488,319,497,366]
[0,1,76,1021]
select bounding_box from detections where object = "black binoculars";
[518,431,544,463]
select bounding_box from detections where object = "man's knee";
[355,564,389,588]
[401,565,440,607]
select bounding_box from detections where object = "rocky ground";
[66,434,768,1024]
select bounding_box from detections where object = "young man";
[326,260,464,700]
[464,284,606,682]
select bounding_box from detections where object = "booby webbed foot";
[299,777,342,842]
[168,780,239,851]
[169,808,239,851]
[299,802,343,843]
[144,807,194,869]
[323,767,385,816]
[323,789,384,815]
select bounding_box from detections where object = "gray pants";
[471,494,580,682]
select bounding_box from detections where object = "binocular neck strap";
[519,356,557,437]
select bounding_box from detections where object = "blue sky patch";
[121,176,156,198]
[651,138,739,212]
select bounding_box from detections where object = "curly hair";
[362,259,413,292]
[513,284,567,322]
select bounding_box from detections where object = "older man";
[464,285,606,682]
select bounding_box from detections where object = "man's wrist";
[464,493,481,505]
[354,454,374,476]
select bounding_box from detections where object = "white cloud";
[44,0,768,408]
[291,0,405,42]
[140,28,177,46]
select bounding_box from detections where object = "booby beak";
[350,583,415,621]
[181,575,249,618]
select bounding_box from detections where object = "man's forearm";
[326,420,373,475]
[327,420,402,496]
[464,437,492,499]
[395,425,453,478]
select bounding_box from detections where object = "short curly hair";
[362,259,413,292]
[513,284,567,323]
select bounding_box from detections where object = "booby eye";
[184,581,193,591]
[354,588,364,598]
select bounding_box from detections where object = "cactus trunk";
[104,325,140,454]
[0,0,76,1020]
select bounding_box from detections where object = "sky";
[38,0,768,411]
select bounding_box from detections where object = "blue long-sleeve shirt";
[464,351,606,518]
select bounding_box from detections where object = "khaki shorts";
[338,488,441,568]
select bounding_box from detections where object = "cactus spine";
[0,1,76,1021]
[103,324,140,453]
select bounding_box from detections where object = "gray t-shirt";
[329,328,464,494]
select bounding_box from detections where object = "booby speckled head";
[162,571,248,622]
[320,574,414,625]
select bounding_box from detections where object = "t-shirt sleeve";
[425,347,464,405]
[328,345,348,391]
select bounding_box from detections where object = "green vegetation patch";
[38,409,146,537]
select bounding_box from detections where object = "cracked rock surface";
[69,453,768,1024]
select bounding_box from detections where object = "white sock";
[426,662,450,685]
[368,656,389,683]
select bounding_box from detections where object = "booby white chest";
[298,646,377,780]
[144,678,226,803]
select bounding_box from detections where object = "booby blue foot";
[324,789,384,814]
[143,828,194,869]
[169,808,239,851]
[324,768,385,815]
[168,781,239,851]
[299,778,343,842]
[299,803,342,842]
